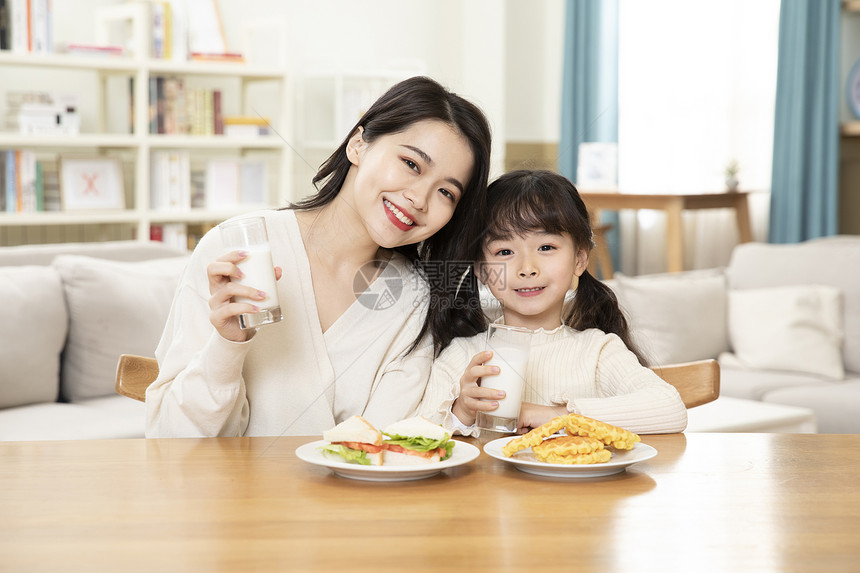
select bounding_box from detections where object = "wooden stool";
[588,223,615,279]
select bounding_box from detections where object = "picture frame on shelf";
[60,157,125,211]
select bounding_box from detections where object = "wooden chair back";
[650,359,720,408]
[115,354,159,402]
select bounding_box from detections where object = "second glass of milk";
[219,216,283,329]
[476,323,533,433]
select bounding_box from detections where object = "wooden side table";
[580,191,753,273]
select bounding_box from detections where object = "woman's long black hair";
[290,76,492,356]
[483,170,645,364]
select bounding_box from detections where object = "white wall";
[505,0,565,143]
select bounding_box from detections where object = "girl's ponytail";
[565,270,647,365]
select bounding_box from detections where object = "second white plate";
[483,436,657,478]
[296,440,480,482]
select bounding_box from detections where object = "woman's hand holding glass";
[451,350,505,427]
[207,251,283,343]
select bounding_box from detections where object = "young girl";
[420,169,687,435]
[146,77,491,438]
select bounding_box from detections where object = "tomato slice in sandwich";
[384,443,447,459]
[337,441,384,454]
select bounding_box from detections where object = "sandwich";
[320,415,385,466]
[382,416,454,465]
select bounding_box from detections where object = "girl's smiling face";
[480,231,588,331]
[343,119,475,249]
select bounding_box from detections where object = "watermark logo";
[352,260,490,311]
[353,260,403,310]
[479,262,506,290]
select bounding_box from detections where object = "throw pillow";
[727,284,844,380]
[613,269,729,366]
[0,266,68,408]
[52,254,190,402]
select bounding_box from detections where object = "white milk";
[234,244,279,310]
[485,344,529,418]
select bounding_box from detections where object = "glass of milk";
[219,216,283,329]
[476,323,533,433]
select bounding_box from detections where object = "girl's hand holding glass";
[451,350,505,427]
[207,250,283,343]
[515,402,568,434]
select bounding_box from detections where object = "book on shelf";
[1,149,46,213]
[150,0,189,61]
[5,91,80,136]
[57,42,124,57]
[150,222,188,251]
[213,90,223,135]
[151,1,169,59]
[29,0,50,54]
[150,150,190,211]
[0,0,8,50]
[41,161,59,211]
[190,51,244,63]
[223,116,271,137]
[1,0,51,53]
[155,77,166,134]
[147,77,221,135]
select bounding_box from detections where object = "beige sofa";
[0,241,188,441]
[608,236,860,433]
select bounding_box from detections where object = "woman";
[146,76,492,438]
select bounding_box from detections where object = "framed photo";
[60,157,126,211]
[576,142,618,191]
[848,58,860,120]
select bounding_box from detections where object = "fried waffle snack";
[501,416,567,457]
[563,413,641,450]
[531,435,611,465]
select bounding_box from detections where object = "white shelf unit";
[0,51,293,247]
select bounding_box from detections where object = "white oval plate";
[483,436,657,478]
[295,440,480,482]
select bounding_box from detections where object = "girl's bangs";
[485,185,571,242]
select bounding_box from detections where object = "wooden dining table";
[1,432,858,572]
[579,190,754,272]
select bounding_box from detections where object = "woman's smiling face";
[343,119,475,248]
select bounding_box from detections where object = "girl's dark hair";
[484,169,645,364]
[291,76,492,355]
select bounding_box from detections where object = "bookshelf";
[0,49,293,248]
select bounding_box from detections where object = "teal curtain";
[770,0,840,243]
[559,0,619,272]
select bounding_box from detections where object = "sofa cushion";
[53,254,189,402]
[727,237,860,373]
[0,266,68,408]
[0,395,145,441]
[612,269,729,366]
[0,240,186,267]
[726,285,844,380]
[763,377,860,434]
[717,362,832,401]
